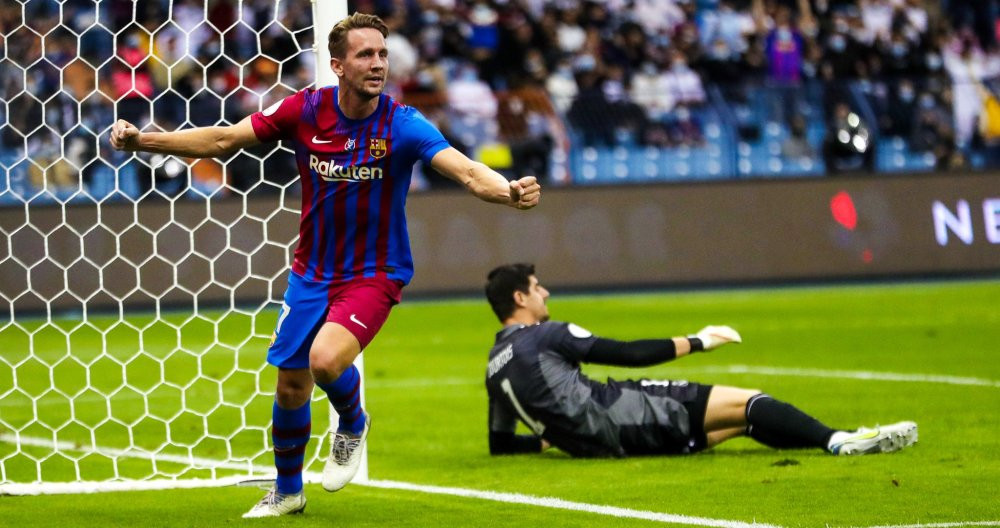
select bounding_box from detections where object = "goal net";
[0,0,352,494]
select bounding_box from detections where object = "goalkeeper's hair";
[485,263,535,322]
[328,12,389,59]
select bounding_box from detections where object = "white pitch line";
[364,479,781,528]
[0,433,260,473]
[4,367,996,410]
[1,435,775,527]
[366,366,1000,390]
[2,435,997,528]
[688,365,1000,388]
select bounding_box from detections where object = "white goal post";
[0,0,359,495]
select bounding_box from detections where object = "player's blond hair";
[328,12,388,59]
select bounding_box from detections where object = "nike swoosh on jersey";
[349,314,368,329]
[312,136,333,144]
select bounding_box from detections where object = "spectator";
[545,58,578,114]
[661,48,707,107]
[112,33,154,128]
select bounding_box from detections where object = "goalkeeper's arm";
[109,115,261,158]
[584,326,742,367]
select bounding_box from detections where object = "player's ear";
[512,290,527,308]
[330,57,344,77]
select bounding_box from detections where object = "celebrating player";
[483,263,917,458]
[110,13,540,518]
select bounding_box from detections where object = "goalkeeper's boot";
[242,487,306,518]
[322,413,371,492]
[828,421,918,455]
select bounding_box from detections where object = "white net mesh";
[0,0,331,489]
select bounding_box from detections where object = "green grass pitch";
[2,279,999,526]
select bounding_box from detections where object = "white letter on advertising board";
[932,200,972,246]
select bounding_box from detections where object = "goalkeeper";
[484,263,918,457]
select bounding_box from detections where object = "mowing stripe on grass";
[857,522,1000,528]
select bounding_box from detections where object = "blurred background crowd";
[1,0,999,203]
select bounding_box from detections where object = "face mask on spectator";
[210,76,227,93]
[829,35,846,52]
[891,43,907,58]
[926,53,942,71]
[919,94,935,109]
[899,87,915,102]
[711,42,730,60]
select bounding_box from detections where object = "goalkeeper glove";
[688,325,742,352]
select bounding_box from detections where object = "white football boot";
[242,487,306,518]
[828,421,918,455]
[322,414,371,492]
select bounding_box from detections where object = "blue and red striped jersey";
[251,86,449,285]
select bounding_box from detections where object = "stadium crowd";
[2,0,1000,199]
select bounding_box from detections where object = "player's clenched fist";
[109,119,141,151]
[508,176,540,210]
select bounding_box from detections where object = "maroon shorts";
[325,277,403,349]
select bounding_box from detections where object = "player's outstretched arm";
[584,326,742,367]
[109,115,261,158]
[429,147,540,210]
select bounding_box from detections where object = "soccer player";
[483,263,917,458]
[110,13,541,518]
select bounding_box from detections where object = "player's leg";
[312,277,403,491]
[703,386,917,454]
[244,370,313,518]
[706,427,746,447]
[246,274,328,518]
[704,386,837,450]
[272,368,314,494]
[310,322,365,434]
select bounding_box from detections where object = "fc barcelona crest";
[369,138,388,159]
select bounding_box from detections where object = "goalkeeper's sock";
[272,400,311,495]
[745,394,836,449]
[317,365,366,435]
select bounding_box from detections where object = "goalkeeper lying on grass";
[483,263,917,457]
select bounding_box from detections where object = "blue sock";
[316,365,366,435]
[271,400,311,495]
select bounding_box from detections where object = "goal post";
[310,0,368,485]
[0,0,359,495]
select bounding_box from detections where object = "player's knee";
[308,347,352,382]
[275,381,311,409]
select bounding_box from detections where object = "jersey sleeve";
[250,91,306,143]
[397,107,450,164]
[545,322,599,362]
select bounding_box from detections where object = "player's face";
[335,28,388,99]
[522,275,550,323]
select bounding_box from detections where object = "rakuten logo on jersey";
[309,155,383,182]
